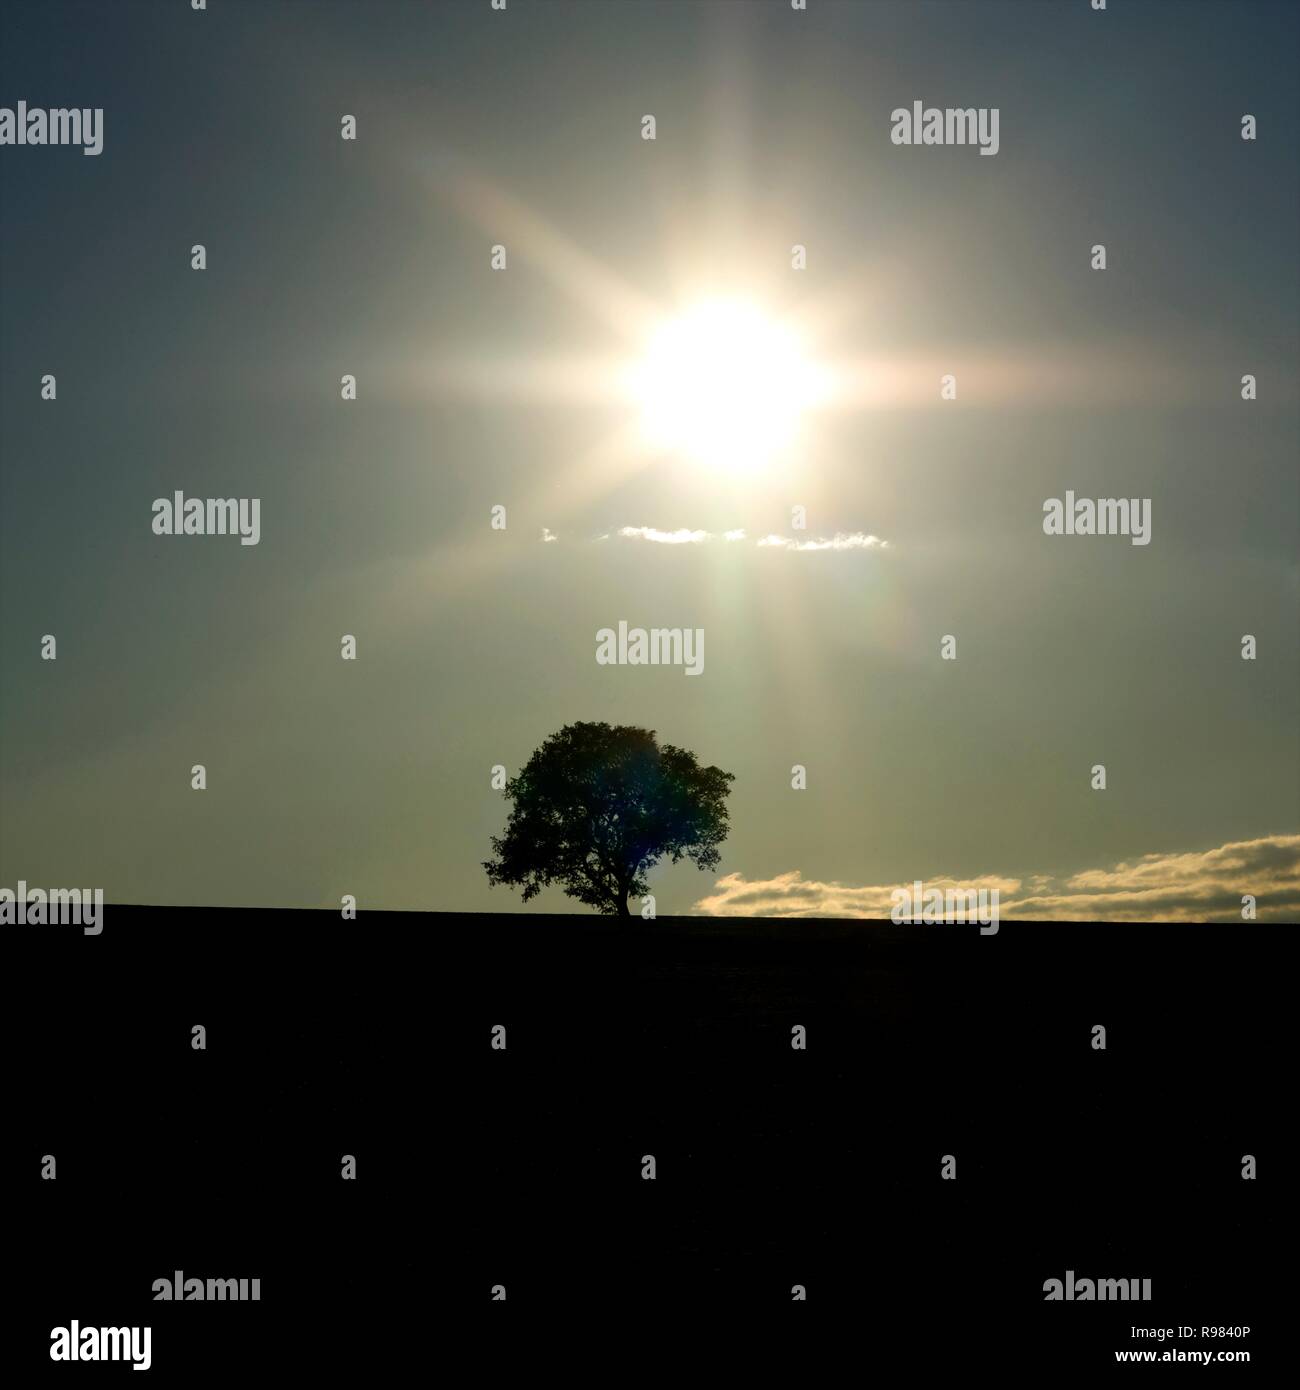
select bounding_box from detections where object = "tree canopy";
[483,721,734,917]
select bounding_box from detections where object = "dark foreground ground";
[2,910,1284,1373]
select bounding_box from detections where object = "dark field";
[481,919,1277,1340]
[3,911,1282,1370]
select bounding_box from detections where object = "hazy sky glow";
[1,0,1296,919]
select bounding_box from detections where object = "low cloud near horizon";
[690,832,1300,923]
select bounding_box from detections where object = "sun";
[629,299,825,475]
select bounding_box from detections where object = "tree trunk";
[616,889,631,918]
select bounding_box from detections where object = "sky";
[1,0,1297,920]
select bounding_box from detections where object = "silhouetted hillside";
[3,910,1282,1363]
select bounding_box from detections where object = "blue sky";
[2,0,1296,918]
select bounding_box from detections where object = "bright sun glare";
[631,300,824,475]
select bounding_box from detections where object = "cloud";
[690,832,1300,922]
[756,532,888,551]
[606,526,888,549]
[694,869,1017,919]
[616,526,711,544]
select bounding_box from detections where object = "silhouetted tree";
[484,721,734,917]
